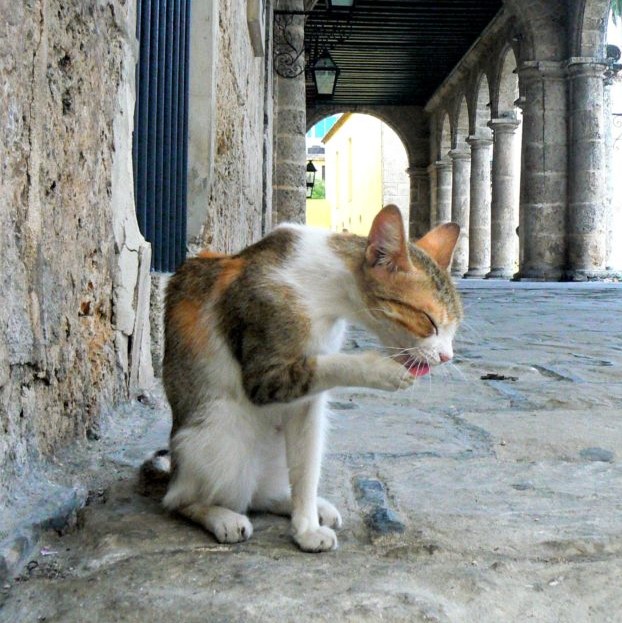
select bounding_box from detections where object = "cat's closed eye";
[420,311,438,336]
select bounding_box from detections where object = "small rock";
[481,373,518,381]
[354,478,387,507]
[512,482,535,491]
[580,447,614,463]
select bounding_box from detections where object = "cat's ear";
[365,205,411,272]
[415,223,460,271]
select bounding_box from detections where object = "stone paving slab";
[1,281,622,622]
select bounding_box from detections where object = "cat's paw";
[361,352,415,391]
[209,511,254,544]
[294,526,338,553]
[318,497,342,529]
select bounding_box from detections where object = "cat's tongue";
[395,355,430,377]
[408,363,430,377]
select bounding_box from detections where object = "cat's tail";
[137,449,171,498]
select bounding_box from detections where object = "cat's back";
[166,227,301,304]
[164,226,305,365]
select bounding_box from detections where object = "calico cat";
[158,204,461,553]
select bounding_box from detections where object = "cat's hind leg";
[177,503,253,544]
[163,401,258,544]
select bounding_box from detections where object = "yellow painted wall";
[324,114,383,235]
[305,199,332,229]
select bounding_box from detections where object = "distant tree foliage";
[614,0,622,24]
[311,178,325,200]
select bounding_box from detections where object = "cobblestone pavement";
[2,281,622,623]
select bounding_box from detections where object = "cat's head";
[359,205,462,377]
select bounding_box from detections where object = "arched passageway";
[306,113,410,237]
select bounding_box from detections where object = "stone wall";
[0,0,150,498]
[189,0,270,254]
[380,124,410,225]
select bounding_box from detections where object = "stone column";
[273,0,306,224]
[604,73,622,270]
[464,137,492,278]
[407,166,430,239]
[516,61,567,280]
[449,149,471,276]
[566,59,609,279]
[427,163,438,229]
[434,160,453,225]
[486,119,521,279]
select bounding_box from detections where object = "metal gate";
[133,0,191,272]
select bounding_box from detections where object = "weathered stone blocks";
[0,0,148,498]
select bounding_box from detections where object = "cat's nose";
[439,352,452,363]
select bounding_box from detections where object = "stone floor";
[2,281,622,623]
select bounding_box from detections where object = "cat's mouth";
[394,355,430,377]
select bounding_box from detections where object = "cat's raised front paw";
[294,526,338,553]
[318,497,342,529]
[363,353,416,391]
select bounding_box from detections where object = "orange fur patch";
[196,249,228,259]
[168,299,209,355]
[212,257,246,297]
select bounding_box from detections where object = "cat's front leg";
[255,495,342,529]
[311,351,416,393]
[284,397,338,553]
[176,503,253,544]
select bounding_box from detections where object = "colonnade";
[425,59,615,281]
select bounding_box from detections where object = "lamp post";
[306,160,317,198]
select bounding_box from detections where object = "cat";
[155,204,461,553]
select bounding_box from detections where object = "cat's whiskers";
[457,319,482,341]
[446,361,467,382]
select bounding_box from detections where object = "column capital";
[466,135,493,149]
[517,60,566,81]
[431,159,452,172]
[488,117,521,134]
[448,149,470,161]
[406,165,429,179]
[566,57,608,78]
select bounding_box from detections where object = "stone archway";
[306,111,413,237]
[569,0,612,57]
[308,104,430,239]
[502,0,568,61]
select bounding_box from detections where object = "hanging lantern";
[306,160,317,198]
[313,49,340,98]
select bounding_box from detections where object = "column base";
[562,268,622,282]
[463,268,489,279]
[514,267,564,282]
[485,268,513,279]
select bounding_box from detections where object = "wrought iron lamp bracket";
[273,6,354,80]
[273,11,310,78]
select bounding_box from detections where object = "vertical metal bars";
[133,0,191,272]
